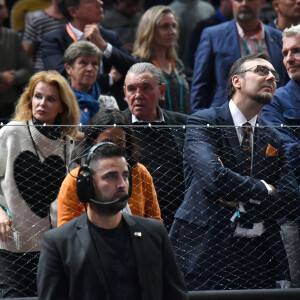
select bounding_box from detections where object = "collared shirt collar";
[273,18,279,30]
[229,99,257,129]
[132,106,165,123]
[236,20,265,40]
[69,22,84,40]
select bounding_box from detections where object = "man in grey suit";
[37,142,188,300]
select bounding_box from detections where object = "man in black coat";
[123,62,187,230]
[37,142,188,300]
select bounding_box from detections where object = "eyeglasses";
[238,65,280,82]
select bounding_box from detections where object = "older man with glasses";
[170,53,299,290]
[263,24,300,288]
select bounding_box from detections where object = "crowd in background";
[0,0,300,297]
[1,0,283,123]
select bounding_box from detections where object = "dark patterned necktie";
[241,122,252,174]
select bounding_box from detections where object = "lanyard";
[151,58,183,112]
[242,31,263,55]
[66,24,78,42]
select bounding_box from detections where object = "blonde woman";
[133,5,190,114]
[0,70,80,297]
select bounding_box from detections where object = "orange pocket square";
[266,144,278,157]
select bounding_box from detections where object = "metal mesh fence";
[0,123,299,296]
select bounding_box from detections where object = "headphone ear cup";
[76,165,94,203]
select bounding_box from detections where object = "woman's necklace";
[26,121,66,164]
[152,58,183,112]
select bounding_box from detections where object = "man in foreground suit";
[170,53,299,290]
[37,142,188,300]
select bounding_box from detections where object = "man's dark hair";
[226,53,271,100]
[89,143,127,173]
[57,0,81,21]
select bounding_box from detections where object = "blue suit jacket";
[190,20,289,112]
[169,102,299,290]
[263,79,300,182]
[41,25,136,97]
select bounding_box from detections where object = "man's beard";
[288,70,300,82]
[237,7,255,22]
[252,93,272,105]
[89,197,128,216]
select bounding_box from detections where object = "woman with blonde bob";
[133,5,190,114]
[0,70,80,297]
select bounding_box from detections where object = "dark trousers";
[0,250,39,298]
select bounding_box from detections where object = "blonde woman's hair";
[133,5,178,60]
[13,70,80,137]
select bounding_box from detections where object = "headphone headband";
[85,141,116,166]
[77,142,129,204]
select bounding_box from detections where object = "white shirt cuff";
[103,43,112,58]
[108,74,113,86]
[261,180,273,195]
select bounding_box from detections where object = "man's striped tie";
[241,122,252,174]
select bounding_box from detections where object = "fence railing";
[0,123,299,296]
[2,288,300,300]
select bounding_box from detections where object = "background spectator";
[57,108,162,226]
[144,0,173,10]
[268,0,300,31]
[188,0,233,70]
[41,0,137,110]
[10,0,51,36]
[123,62,187,230]
[0,70,80,297]
[263,25,300,287]
[0,0,32,122]
[64,41,102,126]
[22,0,66,72]
[101,0,143,53]
[133,6,190,114]
[169,0,215,78]
[190,0,288,111]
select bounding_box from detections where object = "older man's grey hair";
[64,41,102,66]
[125,62,163,85]
[283,24,300,40]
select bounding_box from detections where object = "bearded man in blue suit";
[190,0,289,112]
[170,53,299,290]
